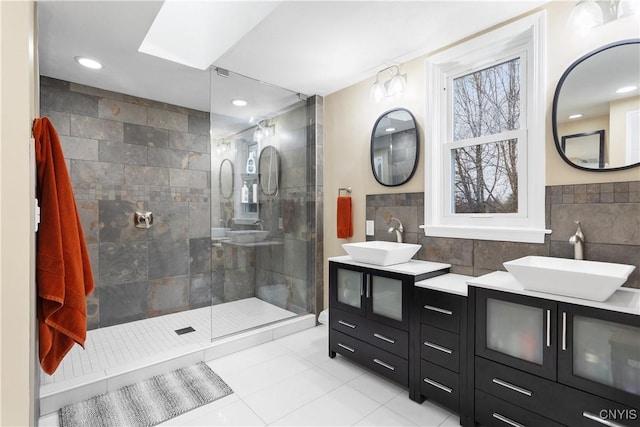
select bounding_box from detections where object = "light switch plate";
[366,220,374,236]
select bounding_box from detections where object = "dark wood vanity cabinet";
[410,288,467,415]
[467,286,640,427]
[328,259,448,387]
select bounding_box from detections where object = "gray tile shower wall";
[41,76,212,329]
[366,181,640,289]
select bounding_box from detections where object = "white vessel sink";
[342,241,421,266]
[225,230,269,243]
[504,256,635,301]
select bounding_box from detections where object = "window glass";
[422,12,547,243]
[453,58,521,140]
[452,139,518,214]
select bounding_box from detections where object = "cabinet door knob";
[492,412,525,427]
[492,378,532,396]
[562,311,567,351]
[546,309,551,347]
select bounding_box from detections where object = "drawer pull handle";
[492,378,532,396]
[423,377,452,393]
[338,320,356,329]
[423,304,453,315]
[373,358,395,371]
[374,333,395,344]
[492,412,525,427]
[583,411,625,427]
[424,341,453,354]
[337,343,355,353]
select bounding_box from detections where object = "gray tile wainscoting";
[367,181,640,288]
[41,76,213,329]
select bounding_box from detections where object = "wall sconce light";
[216,138,230,154]
[568,0,636,30]
[253,121,275,143]
[369,65,407,103]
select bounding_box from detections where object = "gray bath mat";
[59,362,233,427]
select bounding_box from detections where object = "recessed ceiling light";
[74,56,103,70]
[616,85,638,94]
[569,114,583,119]
[232,99,247,107]
[385,127,396,132]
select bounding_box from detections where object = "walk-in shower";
[37,67,322,415]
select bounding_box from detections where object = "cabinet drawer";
[330,308,408,358]
[475,357,562,417]
[420,289,461,333]
[420,359,459,412]
[558,384,640,427]
[330,329,408,386]
[420,325,459,372]
[475,389,564,427]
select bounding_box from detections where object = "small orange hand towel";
[337,196,353,239]
[34,117,95,375]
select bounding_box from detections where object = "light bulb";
[387,73,407,97]
[568,0,603,30]
[369,80,386,103]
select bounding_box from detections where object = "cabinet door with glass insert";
[475,288,557,380]
[330,263,365,315]
[367,274,409,330]
[558,303,640,410]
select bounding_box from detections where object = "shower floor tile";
[40,298,296,386]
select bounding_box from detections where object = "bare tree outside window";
[452,58,520,214]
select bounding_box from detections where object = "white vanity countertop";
[328,255,451,276]
[415,273,471,297]
[468,271,640,316]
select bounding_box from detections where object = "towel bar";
[338,187,352,195]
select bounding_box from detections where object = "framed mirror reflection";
[259,146,280,197]
[561,130,605,169]
[371,108,419,186]
[552,39,640,171]
[219,158,234,199]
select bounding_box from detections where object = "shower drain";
[174,326,196,335]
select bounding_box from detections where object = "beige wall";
[323,1,640,307]
[0,1,37,425]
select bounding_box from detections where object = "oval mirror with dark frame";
[371,108,419,186]
[552,39,640,172]
[219,159,234,199]
[259,145,280,197]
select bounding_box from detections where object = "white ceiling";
[37,0,548,115]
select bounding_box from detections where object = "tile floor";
[42,298,297,386]
[39,324,460,426]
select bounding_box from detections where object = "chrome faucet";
[569,220,584,260]
[387,217,404,243]
[253,219,264,231]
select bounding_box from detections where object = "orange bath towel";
[33,117,94,375]
[337,196,353,239]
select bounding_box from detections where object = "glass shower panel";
[209,68,320,340]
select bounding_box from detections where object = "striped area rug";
[59,362,233,427]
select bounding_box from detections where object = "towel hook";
[338,187,352,196]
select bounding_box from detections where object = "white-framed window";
[422,11,550,243]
